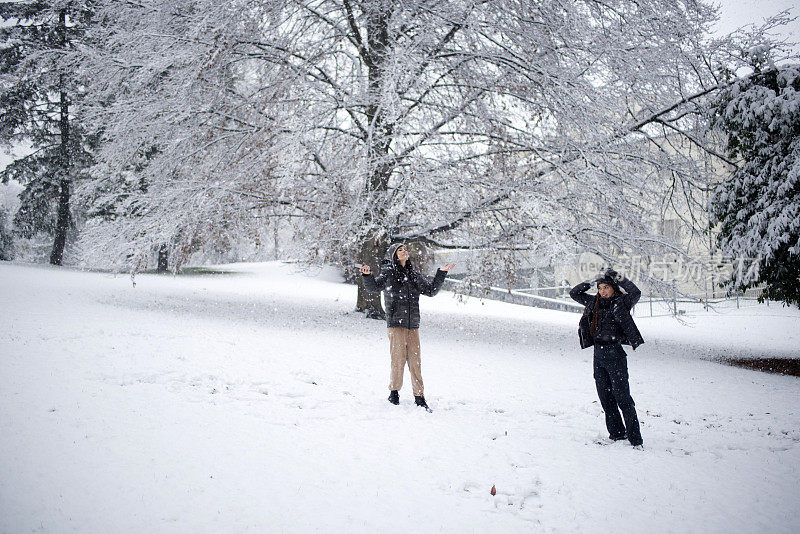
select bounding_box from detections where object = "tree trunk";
[49,177,70,265]
[354,6,393,319]
[356,233,388,319]
[50,10,70,266]
[273,220,280,260]
[156,244,169,272]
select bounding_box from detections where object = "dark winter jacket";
[570,277,644,350]
[362,250,447,329]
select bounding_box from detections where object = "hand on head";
[594,267,619,283]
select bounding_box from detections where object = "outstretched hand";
[359,263,371,275]
[440,263,456,272]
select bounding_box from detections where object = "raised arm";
[416,269,448,297]
[569,281,594,306]
[602,268,641,309]
[617,276,641,309]
[414,263,454,297]
[361,262,389,294]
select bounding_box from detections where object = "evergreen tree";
[710,58,800,306]
[0,1,95,265]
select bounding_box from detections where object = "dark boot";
[414,395,432,412]
[610,433,627,441]
[388,390,399,405]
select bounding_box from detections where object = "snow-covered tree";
[710,58,800,306]
[80,0,787,314]
[228,0,738,316]
[0,1,96,265]
[77,0,291,272]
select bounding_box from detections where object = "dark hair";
[391,243,412,270]
[590,293,600,338]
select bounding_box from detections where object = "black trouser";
[593,343,643,446]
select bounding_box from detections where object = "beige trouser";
[388,327,424,396]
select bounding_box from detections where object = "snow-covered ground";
[1,261,798,533]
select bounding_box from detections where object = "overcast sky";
[713,0,799,48]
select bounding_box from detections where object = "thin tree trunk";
[156,244,169,272]
[49,93,70,265]
[50,9,70,266]
[273,220,280,260]
[49,177,70,265]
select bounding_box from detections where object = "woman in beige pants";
[360,243,454,412]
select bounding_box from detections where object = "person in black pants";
[571,268,645,448]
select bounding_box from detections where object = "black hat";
[387,242,403,261]
[596,274,620,292]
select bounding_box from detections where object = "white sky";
[713,0,799,50]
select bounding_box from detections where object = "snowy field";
[1,261,799,533]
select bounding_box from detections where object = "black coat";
[363,259,447,329]
[570,278,644,350]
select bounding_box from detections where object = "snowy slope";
[1,261,798,533]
